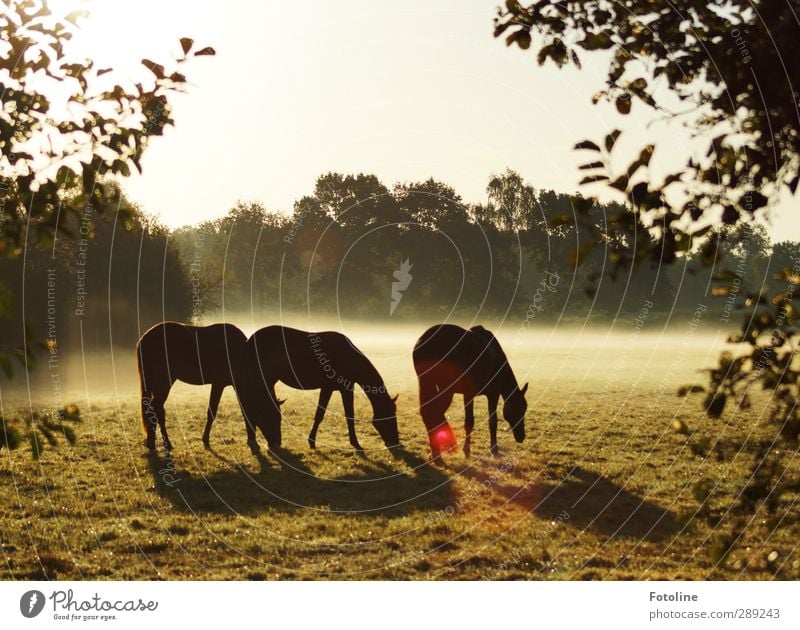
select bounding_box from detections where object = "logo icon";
[20,590,46,618]
[390,259,413,316]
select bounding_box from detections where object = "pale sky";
[63,0,798,239]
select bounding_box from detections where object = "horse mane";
[470,325,516,386]
[469,325,504,359]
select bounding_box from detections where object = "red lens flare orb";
[433,426,456,451]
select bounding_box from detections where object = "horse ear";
[520,382,529,395]
[276,397,287,406]
[391,394,399,403]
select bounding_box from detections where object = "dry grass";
[1,329,799,580]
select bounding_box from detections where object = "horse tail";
[136,341,151,436]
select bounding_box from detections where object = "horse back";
[137,321,246,387]
[247,326,377,390]
[413,324,506,395]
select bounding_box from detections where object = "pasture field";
[1,327,799,580]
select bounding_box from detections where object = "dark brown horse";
[136,321,248,450]
[413,324,528,459]
[233,326,400,451]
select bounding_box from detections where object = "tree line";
[1,170,797,362]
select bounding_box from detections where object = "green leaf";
[677,385,705,397]
[740,190,768,212]
[1,422,23,451]
[704,393,727,418]
[61,426,77,445]
[579,32,612,50]
[610,174,629,191]
[580,174,608,185]
[574,140,601,152]
[629,181,648,201]
[507,30,532,50]
[604,129,621,152]
[141,59,165,79]
[626,145,654,178]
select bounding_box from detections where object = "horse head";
[503,382,528,443]
[371,391,400,448]
[239,375,284,448]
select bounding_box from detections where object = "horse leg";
[463,394,475,457]
[143,376,172,450]
[150,392,172,451]
[202,382,225,447]
[418,372,454,460]
[238,380,259,448]
[309,388,333,449]
[341,388,363,451]
[488,393,500,457]
[141,392,157,451]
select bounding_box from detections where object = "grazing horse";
[413,324,528,459]
[235,326,400,451]
[136,322,248,450]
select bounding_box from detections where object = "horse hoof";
[308,439,316,450]
[490,447,500,458]
[463,445,471,458]
[202,438,210,449]
[144,439,156,451]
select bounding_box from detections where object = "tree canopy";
[0,0,214,373]
[495,1,799,272]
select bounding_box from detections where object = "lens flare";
[433,426,456,451]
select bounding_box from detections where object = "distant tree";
[485,169,538,232]
[395,178,466,230]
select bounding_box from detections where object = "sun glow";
[46,0,218,73]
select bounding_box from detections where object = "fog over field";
[9,315,730,412]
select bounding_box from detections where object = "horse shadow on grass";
[465,465,679,542]
[145,446,453,517]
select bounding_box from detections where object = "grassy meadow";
[1,325,799,580]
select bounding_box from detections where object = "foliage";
[0,404,81,459]
[494,1,800,567]
[495,1,798,272]
[677,266,800,564]
[0,0,214,370]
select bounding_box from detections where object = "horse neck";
[351,353,381,388]
[364,387,389,406]
[354,359,390,408]
[492,352,519,398]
